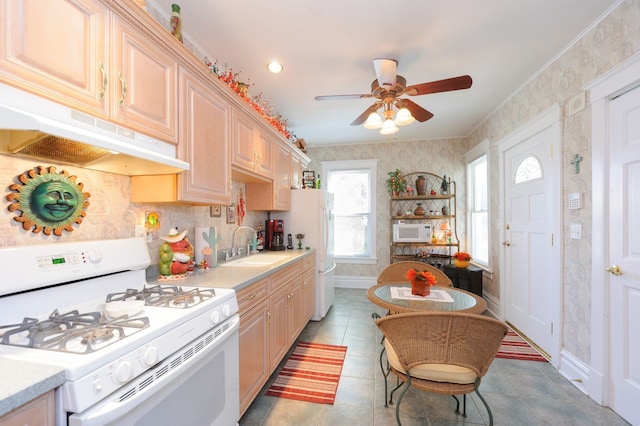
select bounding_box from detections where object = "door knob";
[606,265,622,276]
[502,241,511,246]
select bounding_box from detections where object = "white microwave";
[393,223,432,243]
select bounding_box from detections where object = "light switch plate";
[570,223,582,239]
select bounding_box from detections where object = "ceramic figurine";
[159,228,194,280]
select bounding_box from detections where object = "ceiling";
[149,0,620,146]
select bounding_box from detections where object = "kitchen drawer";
[269,261,302,292]
[302,255,315,272]
[236,278,268,313]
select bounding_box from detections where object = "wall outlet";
[135,225,146,238]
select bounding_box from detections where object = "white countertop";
[0,248,314,416]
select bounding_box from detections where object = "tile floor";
[239,288,629,426]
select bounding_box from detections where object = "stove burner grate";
[0,309,149,354]
[106,285,216,309]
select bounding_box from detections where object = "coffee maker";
[265,219,286,251]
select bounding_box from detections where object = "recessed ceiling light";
[267,61,284,74]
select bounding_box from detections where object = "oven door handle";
[68,318,239,426]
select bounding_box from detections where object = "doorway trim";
[587,52,640,405]
[497,105,562,367]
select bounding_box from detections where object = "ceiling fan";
[314,58,472,133]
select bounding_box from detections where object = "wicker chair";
[375,312,508,426]
[377,261,452,287]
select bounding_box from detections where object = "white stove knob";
[142,346,158,366]
[114,361,132,384]
[210,310,221,324]
[222,304,231,317]
[87,249,102,264]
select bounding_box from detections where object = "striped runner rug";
[265,341,347,404]
[497,328,548,362]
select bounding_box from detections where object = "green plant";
[440,175,449,193]
[386,169,407,194]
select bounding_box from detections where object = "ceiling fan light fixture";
[394,107,415,126]
[379,118,399,135]
[363,112,383,129]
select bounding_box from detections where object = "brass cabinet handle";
[118,72,127,107]
[266,310,271,326]
[245,293,257,301]
[99,62,107,99]
[606,265,623,276]
[502,241,511,246]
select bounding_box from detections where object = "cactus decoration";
[202,226,221,268]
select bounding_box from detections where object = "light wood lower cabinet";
[0,390,54,426]
[237,257,314,417]
[302,256,316,321]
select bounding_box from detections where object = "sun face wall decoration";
[6,166,91,236]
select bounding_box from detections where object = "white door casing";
[588,53,640,416]
[498,106,562,367]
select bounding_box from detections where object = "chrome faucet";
[232,225,257,255]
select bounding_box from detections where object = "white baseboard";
[334,275,376,289]
[559,349,590,395]
[483,291,502,319]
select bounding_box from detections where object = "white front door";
[500,108,561,364]
[608,83,640,425]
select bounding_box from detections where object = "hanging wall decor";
[6,166,90,236]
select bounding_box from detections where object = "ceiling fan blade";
[351,102,382,126]
[315,94,372,101]
[373,58,397,89]
[396,99,434,122]
[405,75,472,96]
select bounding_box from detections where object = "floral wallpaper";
[309,0,640,364]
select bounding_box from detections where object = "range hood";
[0,83,189,176]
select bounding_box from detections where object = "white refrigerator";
[272,189,335,321]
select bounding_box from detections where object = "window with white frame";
[322,160,377,264]
[465,141,489,267]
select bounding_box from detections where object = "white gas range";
[0,238,239,425]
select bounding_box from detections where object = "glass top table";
[367,283,487,315]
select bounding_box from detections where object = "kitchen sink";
[220,253,291,267]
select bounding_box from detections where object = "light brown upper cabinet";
[231,107,274,180]
[0,0,109,115]
[0,0,178,144]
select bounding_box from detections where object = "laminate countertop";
[0,248,314,416]
[0,359,65,417]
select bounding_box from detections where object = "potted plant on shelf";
[440,175,449,194]
[452,252,472,269]
[406,268,437,296]
[386,169,407,196]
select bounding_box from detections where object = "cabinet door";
[0,390,54,426]
[254,132,274,178]
[288,278,305,342]
[269,284,290,371]
[273,143,291,210]
[302,266,315,321]
[290,154,302,188]
[231,108,258,171]
[177,68,231,204]
[0,0,108,115]
[239,300,269,416]
[111,15,178,143]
